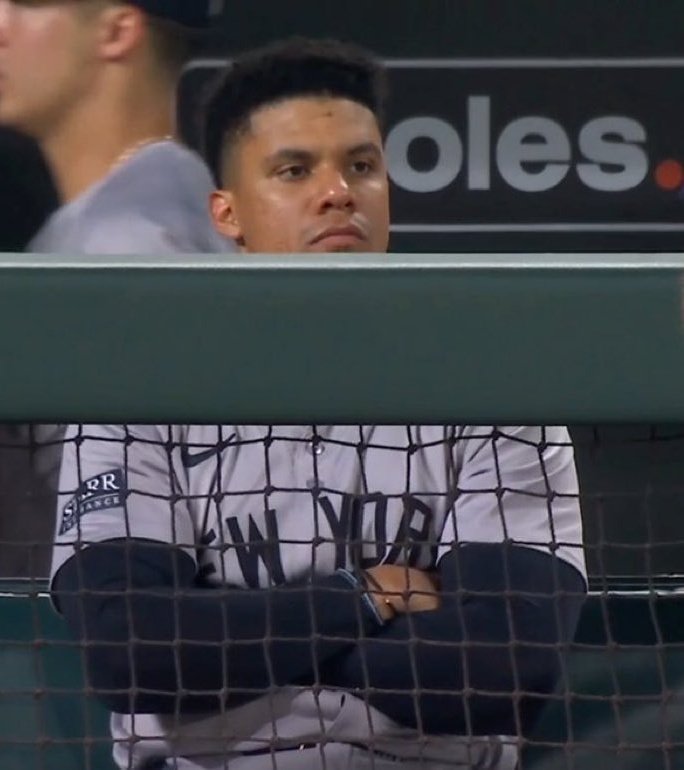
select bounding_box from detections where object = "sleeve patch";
[59,469,126,535]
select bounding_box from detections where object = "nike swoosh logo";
[180,433,237,468]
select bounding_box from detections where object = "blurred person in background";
[0,0,232,578]
[0,0,231,253]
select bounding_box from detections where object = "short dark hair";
[201,37,388,185]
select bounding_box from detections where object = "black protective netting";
[0,424,682,770]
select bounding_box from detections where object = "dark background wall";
[2,0,684,583]
[4,0,684,253]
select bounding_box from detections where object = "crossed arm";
[54,538,584,736]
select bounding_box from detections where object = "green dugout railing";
[0,253,683,423]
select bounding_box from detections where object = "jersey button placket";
[305,441,325,457]
[304,438,325,489]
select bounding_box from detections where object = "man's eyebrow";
[264,143,383,167]
[347,142,383,157]
[265,148,316,166]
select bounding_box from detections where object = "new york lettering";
[219,494,436,588]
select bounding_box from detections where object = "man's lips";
[310,224,366,245]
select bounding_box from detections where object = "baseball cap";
[130,0,224,28]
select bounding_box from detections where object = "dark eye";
[352,160,375,175]
[277,165,309,181]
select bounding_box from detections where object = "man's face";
[211,96,391,253]
[0,0,98,136]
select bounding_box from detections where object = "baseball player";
[0,0,232,254]
[50,40,587,770]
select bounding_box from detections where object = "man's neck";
[40,92,176,204]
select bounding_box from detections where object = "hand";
[364,565,440,617]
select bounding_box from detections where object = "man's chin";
[324,245,363,253]
[307,242,369,254]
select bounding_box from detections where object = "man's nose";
[317,169,354,211]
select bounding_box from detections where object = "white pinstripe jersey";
[50,423,585,770]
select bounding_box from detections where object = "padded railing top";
[1,253,683,422]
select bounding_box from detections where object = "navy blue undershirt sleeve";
[52,539,383,714]
[319,544,587,736]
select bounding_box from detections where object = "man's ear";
[95,4,145,62]
[210,190,245,246]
